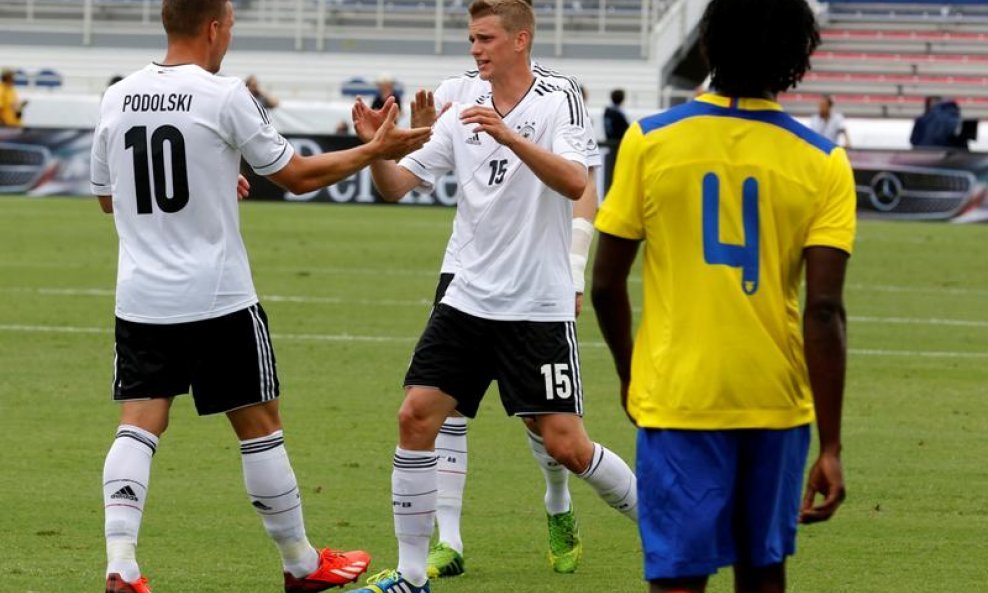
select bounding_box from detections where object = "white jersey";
[399,81,588,322]
[809,112,846,144]
[433,63,600,275]
[91,63,294,324]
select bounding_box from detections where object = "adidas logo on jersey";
[465,133,481,145]
[110,486,139,502]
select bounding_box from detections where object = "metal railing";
[0,0,673,57]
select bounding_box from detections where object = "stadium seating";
[779,1,988,118]
[0,43,661,112]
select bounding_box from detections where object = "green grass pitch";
[0,196,985,592]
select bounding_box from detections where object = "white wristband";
[570,217,594,293]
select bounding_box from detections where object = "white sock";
[435,418,467,554]
[526,429,572,516]
[393,447,438,587]
[104,425,158,582]
[577,443,638,522]
[241,430,319,579]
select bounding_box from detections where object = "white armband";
[570,217,594,293]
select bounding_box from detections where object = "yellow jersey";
[595,93,856,430]
[0,84,22,127]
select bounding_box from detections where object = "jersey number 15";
[125,125,190,215]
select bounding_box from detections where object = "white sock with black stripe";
[526,429,572,515]
[241,430,319,578]
[104,424,158,582]
[577,443,638,522]
[436,418,467,554]
[393,447,438,587]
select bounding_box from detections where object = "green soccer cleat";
[547,508,583,574]
[350,569,430,593]
[426,542,465,578]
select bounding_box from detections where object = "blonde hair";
[468,0,536,45]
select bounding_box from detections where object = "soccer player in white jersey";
[90,2,430,592]
[408,49,601,578]
[348,2,637,592]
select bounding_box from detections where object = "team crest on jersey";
[515,120,537,139]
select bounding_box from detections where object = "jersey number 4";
[125,125,190,215]
[702,173,760,295]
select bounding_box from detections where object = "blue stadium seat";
[34,68,63,89]
[13,69,30,87]
[340,77,377,97]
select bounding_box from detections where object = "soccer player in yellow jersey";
[592,0,854,591]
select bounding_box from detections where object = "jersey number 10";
[701,173,760,295]
[124,125,190,215]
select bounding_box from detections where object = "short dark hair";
[700,0,819,97]
[161,0,227,38]
[611,89,625,105]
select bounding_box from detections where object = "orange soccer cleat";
[284,547,372,592]
[105,573,152,593]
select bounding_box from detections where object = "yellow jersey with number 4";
[596,93,856,430]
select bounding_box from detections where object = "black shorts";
[113,303,279,416]
[404,303,584,418]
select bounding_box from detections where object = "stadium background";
[0,1,986,592]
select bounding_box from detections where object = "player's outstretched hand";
[352,96,392,143]
[460,106,515,146]
[237,174,250,201]
[411,90,451,129]
[370,102,432,161]
[411,90,437,128]
[800,451,846,524]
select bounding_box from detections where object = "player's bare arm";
[98,195,113,213]
[460,105,585,201]
[590,232,641,425]
[270,102,430,194]
[800,245,849,524]
[570,170,598,315]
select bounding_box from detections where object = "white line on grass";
[1,324,985,358]
[2,287,987,329]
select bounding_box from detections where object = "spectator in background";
[809,94,850,147]
[603,88,629,142]
[372,73,401,114]
[910,97,968,150]
[0,68,26,127]
[245,74,279,110]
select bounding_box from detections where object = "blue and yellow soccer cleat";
[350,569,430,593]
[547,508,583,573]
[426,542,465,578]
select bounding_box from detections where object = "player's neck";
[161,41,214,72]
[490,64,534,114]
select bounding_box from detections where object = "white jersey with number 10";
[91,63,294,324]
